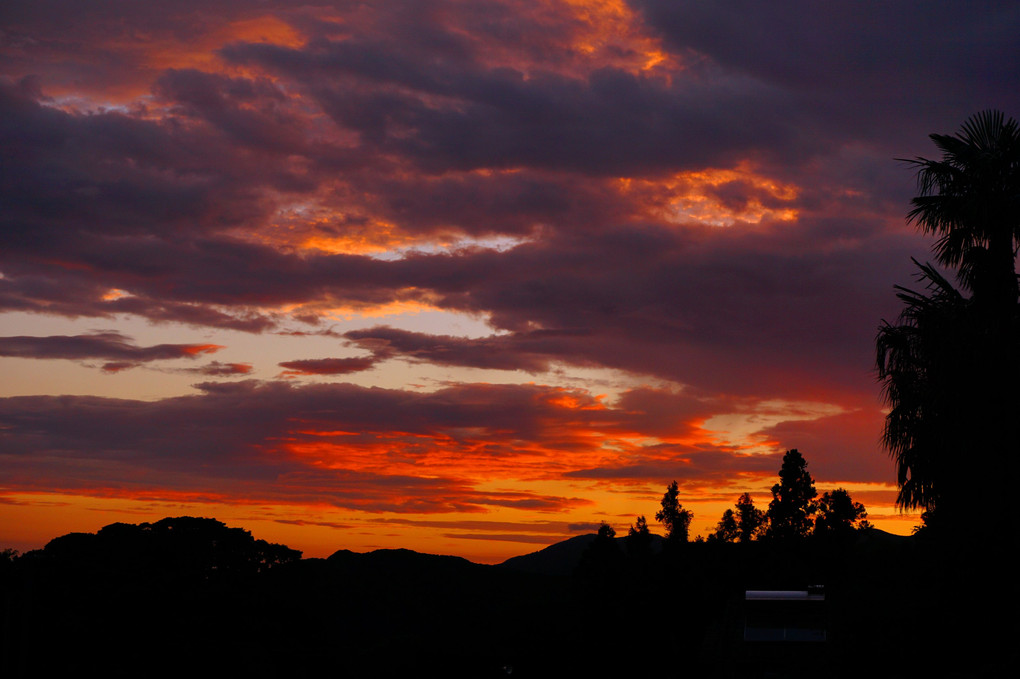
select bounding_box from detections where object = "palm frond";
[958,109,1005,150]
[875,259,971,512]
[901,110,1020,296]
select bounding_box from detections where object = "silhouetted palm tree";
[902,110,1020,309]
[876,261,969,517]
[880,111,1020,531]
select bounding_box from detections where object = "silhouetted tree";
[814,488,868,538]
[38,516,301,579]
[655,480,692,543]
[735,492,765,542]
[626,515,652,557]
[253,538,304,572]
[880,111,1020,532]
[902,110,1020,309]
[765,449,817,540]
[0,548,17,578]
[876,262,979,526]
[708,509,738,543]
[576,521,623,578]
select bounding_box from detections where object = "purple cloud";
[0,332,222,370]
[278,356,380,376]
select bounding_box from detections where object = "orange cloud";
[133,16,306,73]
[619,163,801,226]
[463,0,681,79]
[562,0,678,72]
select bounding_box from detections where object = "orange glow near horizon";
[0,389,914,565]
[0,486,921,564]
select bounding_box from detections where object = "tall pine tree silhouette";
[765,449,817,540]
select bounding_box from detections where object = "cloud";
[225,34,799,176]
[759,406,894,483]
[443,532,560,544]
[153,68,311,154]
[631,0,1020,145]
[0,379,856,513]
[0,332,222,370]
[343,326,555,372]
[183,361,254,376]
[563,447,781,487]
[278,356,379,376]
[372,517,594,534]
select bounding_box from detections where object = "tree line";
[601,448,869,549]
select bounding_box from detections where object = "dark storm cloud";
[224,37,800,175]
[631,0,1020,145]
[153,69,310,154]
[0,78,307,328]
[0,80,270,241]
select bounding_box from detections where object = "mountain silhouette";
[499,532,665,576]
[2,518,1013,678]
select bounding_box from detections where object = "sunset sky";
[2,1,1019,563]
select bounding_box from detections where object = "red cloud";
[0,379,877,518]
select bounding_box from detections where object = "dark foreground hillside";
[1,518,1015,678]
